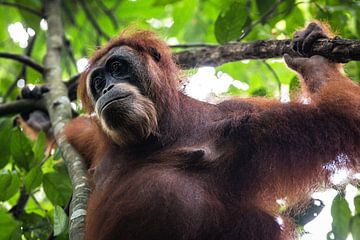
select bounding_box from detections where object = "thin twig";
[78,0,110,40]
[96,1,119,30]
[262,60,281,91]
[110,0,122,12]
[0,1,43,17]
[170,0,283,49]
[0,52,44,73]
[63,36,77,67]
[3,35,38,102]
[61,2,77,26]
[237,0,283,41]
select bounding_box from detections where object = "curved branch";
[0,1,43,17]
[96,1,118,30]
[0,99,45,117]
[3,35,38,102]
[0,52,44,73]
[174,38,360,69]
[262,60,281,91]
[78,0,110,40]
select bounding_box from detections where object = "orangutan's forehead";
[93,45,136,67]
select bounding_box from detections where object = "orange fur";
[65,23,360,240]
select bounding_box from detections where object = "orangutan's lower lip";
[100,94,131,114]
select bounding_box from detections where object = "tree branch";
[0,52,44,73]
[0,99,45,117]
[96,1,119,30]
[0,1,43,17]
[174,38,360,69]
[43,1,90,239]
[78,0,110,40]
[9,188,29,219]
[2,35,38,102]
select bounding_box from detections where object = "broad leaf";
[214,1,248,44]
[0,171,20,201]
[24,166,43,193]
[54,205,68,236]
[331,194,351,240]
[0,210,19,240]
[43,172,72,206]
[10,128,34,171]
[33,131,46,165]
[351,215,360,240]
[355,196,360,215]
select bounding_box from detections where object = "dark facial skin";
[88,47,140,112]
[86,46,158,146]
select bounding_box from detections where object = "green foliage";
[0,118,70,238]
[256,0,277,17]
[54,205,69,236]
[355,196,360,215]
[153,0,182,6]
[32,131,46,165]
[215,0,249,44]
[10,128,34,171]
[24,166,43,193]
[352,215,360,240]
[0,171,20,201]
[0,210,19,240]
[43,170,72,206]
[330,194,352,240]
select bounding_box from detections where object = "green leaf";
[54,205,69,236]
[33,131,46,165]
[43,172,72,206]
[152,0,182,6]
[10,128,34,171]
[355,196,360,215]
[285,7,305,34]
[0,171,20,201]
[256,0,276,16]
[214,0,248,44]
[351,215,360,240]
[24,166,43,193]
[0,210,19,240]
[331,194,351,240]
[251,87,268,97]
[0,118,13,168]
[289,76,300,92]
